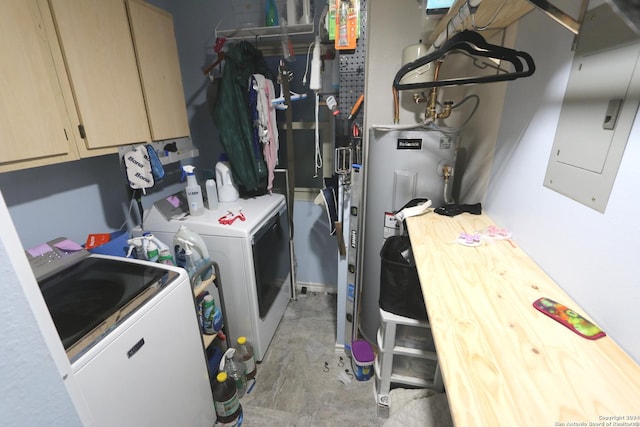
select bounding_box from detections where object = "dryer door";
[252,203,291,319]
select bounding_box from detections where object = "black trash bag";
[379,236,428,321]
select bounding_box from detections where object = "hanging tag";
[123,145,154,193]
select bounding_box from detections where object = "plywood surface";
[406,212,640,426]
[428,0,534,44]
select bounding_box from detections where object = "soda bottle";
[220,349,247,398]
[236,336,257,380]
[212,372,241,424]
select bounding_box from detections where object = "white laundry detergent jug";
[215,161,239,202]
[173,225,212,281]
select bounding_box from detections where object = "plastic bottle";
[126,237,144,259]
[145,240,159,262]
[205,179,218,211]
[177,238,202,288]
[157,248,175,266]
[173,225,212,281]
[212,372,242,424]
[236,336,257,380]
[286,0,297,25]
[220,348,247,399]
[202,295,215,333]
[182,165,204,216]
[215,161,239,203]
[265,0,279,26]
[325,95,340,116]
[143,232,174,265]
[202,295,223,334]
[300,0,311,24]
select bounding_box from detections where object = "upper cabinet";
[0,0,190,173]
[0,0,80,172]
[49,0,152,150]
[126,0,190,141]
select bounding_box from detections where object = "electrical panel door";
[544,3,640,212]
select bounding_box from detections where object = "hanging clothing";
[250,74,279,193]
[212,41,271,194]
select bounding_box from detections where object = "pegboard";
[337,0,367,126]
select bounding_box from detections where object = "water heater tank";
[399,42,436,86]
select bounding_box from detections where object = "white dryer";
[139,193,292,361]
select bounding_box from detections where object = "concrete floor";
[238,291,384,427]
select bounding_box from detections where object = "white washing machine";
[29,244,214,427]
[139,193,292,361]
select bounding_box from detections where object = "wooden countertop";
[406,212,640,427]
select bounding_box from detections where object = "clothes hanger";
[202,37,228,76]
[202,51,225,76]
[393,30,535,90]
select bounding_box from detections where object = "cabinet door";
[0,0,79,172]
[127,0,190,140]
[49,0,151,149]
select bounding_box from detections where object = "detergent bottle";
[173,225,212,281]
[182,165,204,216]
[215,161,239,202]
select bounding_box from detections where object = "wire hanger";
[393,30,535,90]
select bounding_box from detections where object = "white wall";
[486,9,640,363]
[359,0,640,364]
[293,200,338,288]
[0,192,83,426]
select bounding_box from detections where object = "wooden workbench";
[406,212,640,426]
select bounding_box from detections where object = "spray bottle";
[176,238,202,288]
[143,232,174,265]
[126,237,145,259]
[142,238,159,262]
[182,165,204,216]
[219,348,247,398]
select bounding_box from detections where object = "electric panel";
[544,3,640,213]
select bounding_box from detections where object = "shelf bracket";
[527,0,588,34]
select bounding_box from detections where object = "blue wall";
[0,0,335,286]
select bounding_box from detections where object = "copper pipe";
[426,60,444,121]
[393,87,400,124]
[437,101,453,119]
